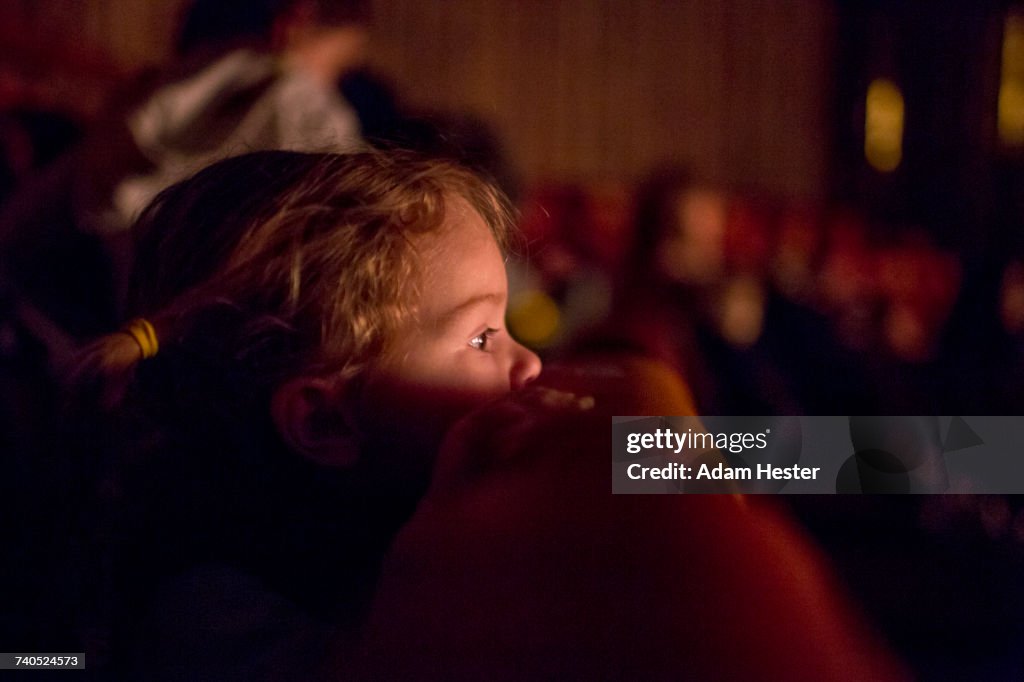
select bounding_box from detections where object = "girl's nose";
[510,341,542,391]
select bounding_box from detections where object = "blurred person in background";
[0,0,370,347]
[597,165,802,415]
[100,0,369,234]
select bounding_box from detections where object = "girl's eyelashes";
[468,327,500,352]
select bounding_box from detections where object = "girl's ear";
[271,375,360,468]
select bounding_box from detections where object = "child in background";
[72,150,539,679]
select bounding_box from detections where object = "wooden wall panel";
[370,0,835,199]
[1,0,836,199]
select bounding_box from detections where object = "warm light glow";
[999,14,1024,146]
[864,78,904,172]
[507,290,561,348]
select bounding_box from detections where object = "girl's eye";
[469,328,500,352]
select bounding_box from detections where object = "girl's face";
[356,198,541,457]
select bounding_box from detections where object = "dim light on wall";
[864,78,905,172]
[999,13,1024,147]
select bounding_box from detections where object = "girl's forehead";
[411,205,506,309]
[416,197,494,259]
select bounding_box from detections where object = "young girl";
[73,149,539,678]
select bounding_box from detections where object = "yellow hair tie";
[122,318,159,359]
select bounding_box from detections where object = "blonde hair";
[75,150,514,411]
